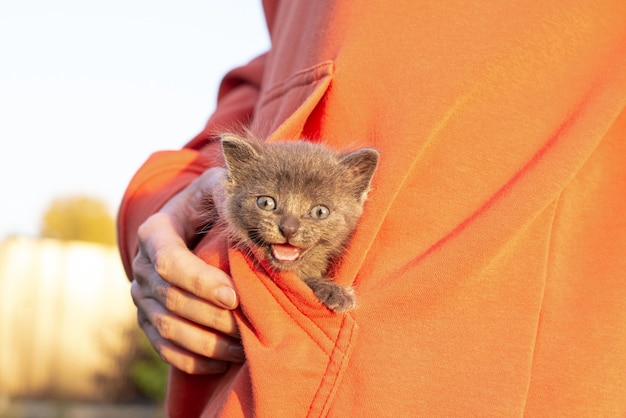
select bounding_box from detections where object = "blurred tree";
[40,195,116,245]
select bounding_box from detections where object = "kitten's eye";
[310,205,330,220]
[256,196,276,211]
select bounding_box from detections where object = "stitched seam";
[307,314,358,418]
[317,317,357,416]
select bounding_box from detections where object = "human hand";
[131,168,244,374]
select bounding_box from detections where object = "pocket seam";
[307,314,359,418]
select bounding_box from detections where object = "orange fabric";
[118,0,626,416]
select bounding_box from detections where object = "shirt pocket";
[253,60,334,140]
[229,247,359,417]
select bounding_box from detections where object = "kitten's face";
[227,181,360,272]
[220,134,379,275]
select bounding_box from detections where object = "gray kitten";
[216,133,379,313]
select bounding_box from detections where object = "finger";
[139,312,232,375]
[132,254,239,338]
[154,245,237,307]
[156,282,240,338]
[133,283,245,368]
[138,213,238,307]
[141,297,245,363]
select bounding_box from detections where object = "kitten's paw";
[305,279,356,313]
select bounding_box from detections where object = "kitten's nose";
[279,215,299,239]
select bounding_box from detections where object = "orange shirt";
[118,0,626,416]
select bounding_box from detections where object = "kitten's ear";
[339,148,380,201]
[221,133,261,182]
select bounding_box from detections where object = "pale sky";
[0,1,270,238]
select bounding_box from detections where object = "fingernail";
[215,286,237,309]
[229,344,246,362]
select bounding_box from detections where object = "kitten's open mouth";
[270,244,302,263]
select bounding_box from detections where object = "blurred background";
[0,1,269,416]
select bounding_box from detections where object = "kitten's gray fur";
[218,132,379,313]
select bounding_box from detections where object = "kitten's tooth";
[271,244,300,262]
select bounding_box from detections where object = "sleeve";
[116,53,267,279]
